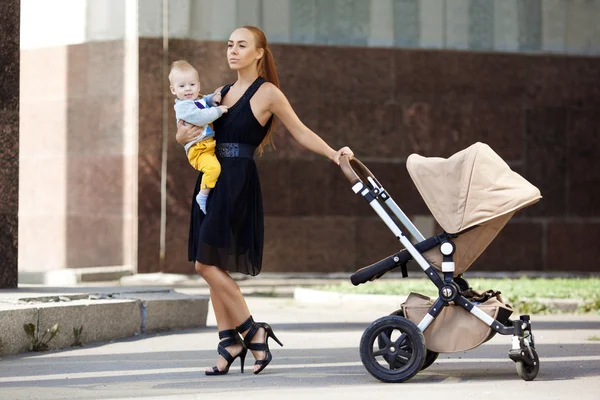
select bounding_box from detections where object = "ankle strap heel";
[236,316,283,375]
[205,329,247,376]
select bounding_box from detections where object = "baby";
[169,60,228,214]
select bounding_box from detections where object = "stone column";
[0,0,19,288]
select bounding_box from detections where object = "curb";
[18,266,135,285]
[293,288,587,313]
[294,288,407,308]
[0,288,209,356]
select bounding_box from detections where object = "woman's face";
[227,28,264,71]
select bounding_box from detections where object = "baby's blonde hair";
[168,60,199,83]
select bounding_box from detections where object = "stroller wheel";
[516,348,540,381]
[378,309,440,371]
[360,315,426,383]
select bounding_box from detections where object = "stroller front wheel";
[516,347,540,381]
[359,315,426,383]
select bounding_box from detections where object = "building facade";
[11,0,600,285]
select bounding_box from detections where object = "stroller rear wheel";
[378,309,439,371]
[360,315,426,383]
[516,348,539,381]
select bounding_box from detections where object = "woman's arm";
[175,120,204,145]
[267,85,352,164]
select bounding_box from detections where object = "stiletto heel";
[205,329,247,376]
[236,316,283,375]
[261,323,283,347]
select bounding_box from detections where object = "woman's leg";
[195,262,266,372]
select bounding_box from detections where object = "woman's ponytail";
[243,26,280,155]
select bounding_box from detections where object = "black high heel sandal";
[236,316,284,375]
[205,329,248,375]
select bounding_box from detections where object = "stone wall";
[0,0,19,288]
[139,39,600,275]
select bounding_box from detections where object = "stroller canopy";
[407,142,541,234]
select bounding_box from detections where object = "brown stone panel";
[304,217,356,272]
[164,200,193,274]
[0,0,20,111]
[320,103,402,159]
[137,152,163,273]
[329,167,364,217]
[139,38,166,97]
[0,109,18,288]
[470,221,544,272]
[270,44,312,94]
[288,159,333,216]
[526,55,600,108]
[138,152,163,212]
[0,111,19,213]
[137,211,162,273]
[272,44,394,102]
[547,221,600,272]
[65,215,125,268]
[567,110,600,217]
[265,96,321,161]
[523,108,567,217]
[255,159,292,216]
[139,96,166,154]
[355,217,404,271]
[263,216,356,272]
[66,155,125,215]
[262,217,308,272]
[0,0,19,288]
[0,212,18,288]
[399,95,524,160]
[395,50,530,102]
[66,96,125,155]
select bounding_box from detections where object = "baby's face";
[170,69,201,100]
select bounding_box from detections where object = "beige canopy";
[406,142,541,274]
[407,142,541,234]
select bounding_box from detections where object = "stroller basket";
[402,291,513,353]
[339,142,542,383]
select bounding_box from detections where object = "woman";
[176,26,354,375]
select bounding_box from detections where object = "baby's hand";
[218,105,229,114]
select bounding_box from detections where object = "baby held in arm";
[168,60,228,213]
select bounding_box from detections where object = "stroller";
[339,142,542,383]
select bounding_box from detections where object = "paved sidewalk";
[1,296,599,400]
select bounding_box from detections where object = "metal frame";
[344,158,531,346]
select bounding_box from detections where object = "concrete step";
[0,287,208,356]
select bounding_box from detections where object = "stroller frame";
[340,155,539,383]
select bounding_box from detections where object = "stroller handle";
[339,154,377,186]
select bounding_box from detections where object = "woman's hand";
[175,120,204,145]
[331,146,354,165]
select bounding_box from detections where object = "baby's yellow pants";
[187,138,221,190]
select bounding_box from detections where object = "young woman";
[176,26,354,375]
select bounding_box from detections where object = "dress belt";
[216,143,257,158]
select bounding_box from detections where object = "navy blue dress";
[188,77,271,276]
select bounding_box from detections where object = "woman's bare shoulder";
[256,81,285,104]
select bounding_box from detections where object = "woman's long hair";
[242,25,279,155]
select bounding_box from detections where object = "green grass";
[587,336,600,341]
[312,277,600,314]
